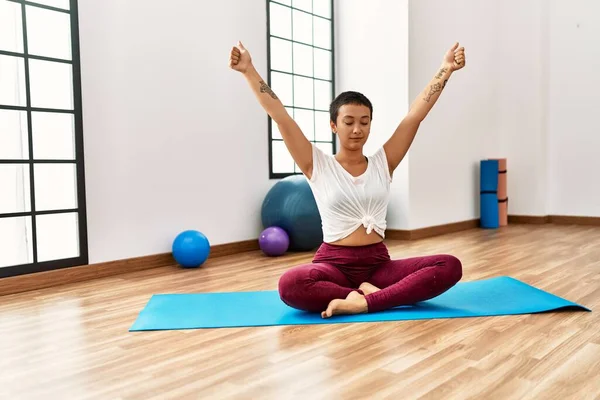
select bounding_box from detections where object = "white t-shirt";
[307,143,392,243]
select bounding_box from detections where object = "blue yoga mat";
[480,159,500,228]
[481,192,500,228]
[129,276,589,331]
[480,159,499,192]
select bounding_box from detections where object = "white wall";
[547,0,600,217]
[494,0,548,217]
[408,0,496,229]
[407,0,548,228]
[78,0,274,263]
[334,0,411,230]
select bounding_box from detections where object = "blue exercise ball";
[172,230,210,268]
[261,175,322,251]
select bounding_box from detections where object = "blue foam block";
[129,276,589,331]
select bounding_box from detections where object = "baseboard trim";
[410,219,480,240]
[0,239,259,297]
[509,215,600,226]
[549,215,600,225]
[508,215,550,224]
[387,219,480,241]
[384,229,411,240]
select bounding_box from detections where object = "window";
[267,0,335,178]
[0,0,87,278]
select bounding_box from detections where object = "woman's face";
[331,104,372,152]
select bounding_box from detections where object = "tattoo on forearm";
[424,82,442,102]
[442,79,448,88]
[259,80,278,99]
[435,67,448,79]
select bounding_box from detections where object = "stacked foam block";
[480,158,508,228]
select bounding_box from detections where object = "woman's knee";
[441,254,463,284]
[278,264,347,312]
[278,266,314,308]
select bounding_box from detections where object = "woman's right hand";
[229,41,252,74]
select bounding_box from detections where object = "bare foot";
[358,282,381,295]
[321,291,368,319]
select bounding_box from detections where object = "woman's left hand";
[443,42,466,71]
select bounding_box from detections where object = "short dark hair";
[329,91,373,123]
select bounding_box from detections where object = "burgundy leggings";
[278,242,462,313]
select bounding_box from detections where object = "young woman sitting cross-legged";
[229,40,466,318]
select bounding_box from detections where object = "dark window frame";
[266,0,336,179]
[0,0,88,278]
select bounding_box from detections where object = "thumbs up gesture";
[443,42,466,72]
[229,41,253,74]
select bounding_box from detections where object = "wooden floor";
[1,224,599,399]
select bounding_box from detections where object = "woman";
[229,40,466,318]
